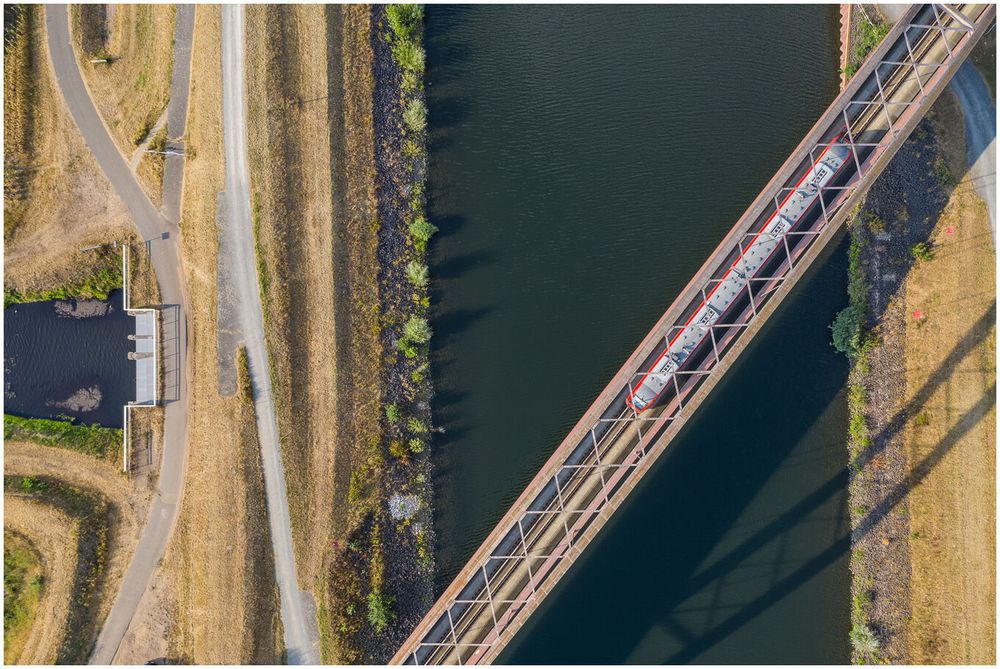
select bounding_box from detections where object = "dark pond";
[426,5,850,663]
[4,290,131,428]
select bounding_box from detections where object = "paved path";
[44,6,192,664]
[220,5,321,663]
[162,5,195,224]
[949,61,996,245]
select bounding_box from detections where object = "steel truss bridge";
[392,4,996,664]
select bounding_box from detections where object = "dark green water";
[426,5,850,662]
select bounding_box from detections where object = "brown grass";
[903,90,996,664]
[3,499,78,665]
[72,5,175,156]
[4,7,133,297]
[244,8,384,662]
[160,7,281,663]
[5,440,150,655]
[3,530,44,664]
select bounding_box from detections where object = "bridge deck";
[393,5,996,664]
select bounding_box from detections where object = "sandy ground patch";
[4,497,80,664]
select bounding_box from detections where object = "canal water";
[4,291,130,428]
[426,5,849,663]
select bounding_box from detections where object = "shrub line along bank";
[325,5,436,663]
[370,2,437,654]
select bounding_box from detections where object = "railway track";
[399,5,990,664]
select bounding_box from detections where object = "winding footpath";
[44,5,193,664]
[220,5,321,663]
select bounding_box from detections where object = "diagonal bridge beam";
[392,4,996,665]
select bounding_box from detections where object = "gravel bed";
[847,118,950,663]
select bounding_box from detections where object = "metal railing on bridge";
[393,4,996,664]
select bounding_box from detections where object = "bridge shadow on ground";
[499,261,993,664]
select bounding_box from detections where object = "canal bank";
[426,5,850,662]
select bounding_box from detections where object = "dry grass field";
[4,500,78,664]
[71,5,175,157]
[903,92,996,664]
[3,472,114,664]
[4,441,150,659]
[149,7,281,662]
[244,9,384,661]
[4,6,133,298]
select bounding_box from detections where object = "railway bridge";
[393,4,996,664]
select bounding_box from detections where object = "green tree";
[830,305,863,357]
[385,403,401,424]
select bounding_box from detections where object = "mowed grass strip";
[166,7,281,662]
[903,91,996,664]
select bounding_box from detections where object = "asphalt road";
[44,5,192,665]
[949,61,997,244]
[220,5,321,663]
[162,5,195,225]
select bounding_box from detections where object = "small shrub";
[405,260,429,288]
[386,4,423,41]
[397,339,418,358]
[932,157,954,186]
[149,127,167,154]
[132,117,155,146]
[407,417,428,434]
[367,591,396,633]
[409,217,438,243]
[852,17,891,64]
[401,69,421,93]
[403,99,427,133]
[914,411,930,426]
[385,403,401,424]
[911,241,934,263]
[831,305,863,357]
[393,40,425,73]
[849,623,880,657]
[863,212,886,235]
[851,591,872,619]
[403,316,432,344]
[389,439,409,460]
[403,139,421,158]
[408,438,425,454]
